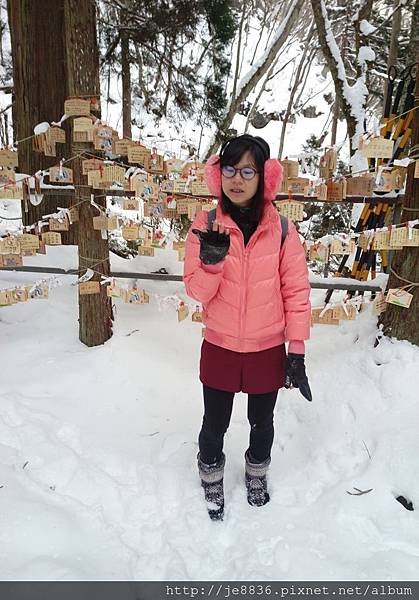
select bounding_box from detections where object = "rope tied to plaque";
[390,267,419,292]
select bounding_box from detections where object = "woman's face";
[221,150,260,208]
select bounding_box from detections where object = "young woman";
[183,134,312,521]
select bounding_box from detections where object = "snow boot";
[245,450,271,507]
[197,452,225,521]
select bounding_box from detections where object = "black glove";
[285,353,312,402]
[192,227,230,265]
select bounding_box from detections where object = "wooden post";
[7,0,77,244]
[379,56,419,346]
[64,0,113,346]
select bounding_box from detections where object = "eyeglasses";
[221,165,259,180]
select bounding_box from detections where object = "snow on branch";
[315,0,374,155]
[203,0,305,158]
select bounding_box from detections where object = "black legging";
[198,384,278,465]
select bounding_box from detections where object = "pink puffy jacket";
[183,200,311,353]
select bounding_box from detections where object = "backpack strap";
[279,214,288,248]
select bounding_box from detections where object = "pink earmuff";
[204,154,283,203]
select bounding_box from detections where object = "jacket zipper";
[238,228,246,345]
[237,227,262,346]
[223,211,273,347]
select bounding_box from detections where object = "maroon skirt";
[199,339,286,394]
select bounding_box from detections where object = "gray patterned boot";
[245,450,271,507]
[197,452,225,521]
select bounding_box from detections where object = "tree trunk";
[7,0,77,244]
[121,28,132,139]
[405,0,419,72]
[64,0,113,347]
[231,3,247,102]
[204,0,305,158]
[383,0,401,102]
[379,58,419,346]
[330,98,339,146]
[330,0,348,146]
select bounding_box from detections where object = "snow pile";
[1,262,418,580]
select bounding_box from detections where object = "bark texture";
[64,0,113,346]
[379,59,419,346]
[7,0,76,243]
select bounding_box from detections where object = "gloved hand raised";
[285,353,312,402]
[192,221,231,265]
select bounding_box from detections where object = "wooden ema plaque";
[389,227,408,248]
[326,179,346,201]
[137,246,155,257]
[128,145,151,166]
[79,281,101,295]
[107,216,119,230]
[0,186,23,200]
[404,228,419,247]
[123,198,139,211]
[346,175,374,196]
[372,231,391,251]
[331,304,357,320]
[0,168,16,185]
[41,232,62,245]
[0,149,18,168]
[148,153,164,173]
[103,165,126,184]
[122,225,139,240]
[311,307,339,326]
[190,181,211,196]
[49,217,69,231]
[48,127,66,144]
[82,159,104,174]
[49,166,73,184]
[281,159,299,178]
[0,236,20,254]
[275,200,304,221]
[69,206,79,223]
[114,139,133,155]
[361,136,394,158]
[164,158,184,173]
[315,183,328,201]
[0,254,23,268]
[173,179,189,194]
[64,98,91,116]
[286,177,310,194]
[176,198,190,215]
[93,216,109,231]
[19,234,40,252]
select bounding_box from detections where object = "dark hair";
[219,134,270,223]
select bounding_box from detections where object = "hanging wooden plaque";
[41,232,62,245]
[0,169,16,185]
[361,137,394,158]
[137,246,155,257]
[64,98,91,116]
[49,166,73,184]
[0,150,18,168]
[19,234,40,251]
[82,159,104,174]
[190,181,211,196]
[79,281,101,295]
[122,225,139,240]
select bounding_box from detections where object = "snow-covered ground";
[1,242,419,580]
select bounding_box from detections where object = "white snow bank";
[1,264,418,580]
